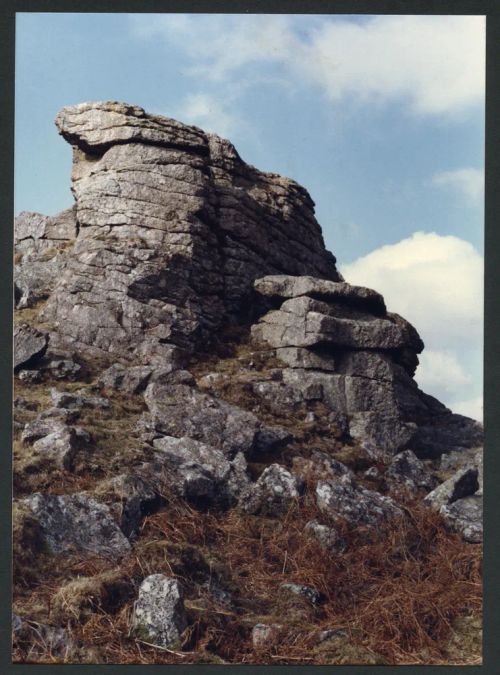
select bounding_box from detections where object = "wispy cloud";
[432,168,484,202]
[174,93,241,138]
[130,14,485,118]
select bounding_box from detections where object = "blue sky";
[15,13,485,420]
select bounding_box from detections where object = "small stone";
[251,623,281,649]
[45,359,82,381]
[50,387,111,410]
[279,582,324,605]
[304,520,342,551]
[240,464,300,516]
[18,369,42,384]
[132,575,187,648]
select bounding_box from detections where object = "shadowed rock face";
[40,101,340,366]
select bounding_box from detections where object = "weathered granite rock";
[151,435,250,506]
[276,346,336,370]
[23,493,131,558]
[14,209,77,309]
[50,387,110,410]
[104,473,162,539]
[240,464,301,516]
[132,574,187,648]
[14,325,48,370]
[424,464,482,542]
[254,275,385,314]
[30,426,91,471]
[250,277,482,458]
[98,363,153,394]
[316,476,403,527]
[386,450,438,491]
[143,381,291,458]
[304,520,344,551]
[424,467,480,509]
[40,101,340,366]
[440,495,483,544]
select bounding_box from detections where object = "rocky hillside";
[13,102,482,665]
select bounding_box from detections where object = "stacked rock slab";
[251,275,483,457]
[40,101,340,366]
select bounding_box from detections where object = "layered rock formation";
[34,101,339,366]
[13,102,483,665]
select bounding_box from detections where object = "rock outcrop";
[36,101,340,367]
[12,102,483,666]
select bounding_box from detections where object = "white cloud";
[414,349,471,399]
[340,232,483,416]
[131,14,485,117]
[174,93,240,138]
[432,168,484,202]
[299,16,485,116]
[452,396,483,422]
[340,231,483,348]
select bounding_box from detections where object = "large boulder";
[143,381,291,458]
[316,476,403,527]
[14,325,48,370]
[150,435,250,506]
[23,493,131,558]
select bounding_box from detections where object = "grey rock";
[144,381,290,458]
[14,209,76,308]
[254,275,386,314]
[440,495,482,543]
[132,574,187,648]
[151,436,250,506]
[424,467,480,509]
[276,346,336,370]
[409,414,484,459]
[240,464,300,516]
[304,520,342,551]
[17,369,43,384]
[23,492,131,558]
[107,473,162,538]
[13,397,38,411]
[98,363,153,394]
[45,358,82,381]
[30,426,91,471]
[279,582,324,605]
[50,387,111,410]
[386,450,438,490]
[22,417,69,445]
[14,325,48,370]
[316,477,403,527]
[41,102,339,367]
